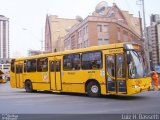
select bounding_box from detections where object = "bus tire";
[25,81,33,93]
[86,81,101,97]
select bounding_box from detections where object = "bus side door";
[106,54,116,94]
[49,59,62,91]
[15,64,23,88]
[105,53,126,94]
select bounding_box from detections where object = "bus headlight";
[132,85,140,88]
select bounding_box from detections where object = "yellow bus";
[0,70,7,83]
[10,43,151,97]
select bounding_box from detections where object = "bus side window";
[55,61,61,72]
[116,54,125,78]
[19,65,23,73]
[27,59,37,72]
[107,55,115,77]
[63,54,80,71]
[37,58,48,72]
[24,61,27,72]
[50,61,54,72]
[16,65,19,74]
[82,51,102,70]
[11,61,15,73]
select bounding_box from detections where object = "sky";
[0,0,160,58]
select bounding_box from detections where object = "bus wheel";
[25,81,33,93]
[87,81,101,97]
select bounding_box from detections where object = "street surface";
[0,82,160,114]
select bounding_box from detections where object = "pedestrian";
[151,71,160,91]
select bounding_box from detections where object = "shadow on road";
[14,90,148,100]
[101,94,148,100]
[2,82,149,100]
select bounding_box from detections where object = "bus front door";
[106,54,126,95]
[50,60,62,91]
[15,64,23,88]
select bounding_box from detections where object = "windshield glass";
[127,51,149,78]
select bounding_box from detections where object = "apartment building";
[0,15,9,63]
[45,15,79,52]
[147,14,160,69]
[64,3,141,50]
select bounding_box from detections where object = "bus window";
[107,55,115,77]
[24,61,27,72]
[37,58,48,72]
[55,61,61,72]
[19,65,23,73]
[63,54,80,70]
[27,59,37,72]
[11,61,15,73]
[82,51,102,70]
[16,65,23,74]
[50,61,60,72]
[116,54,125,78]
[16,65,19,74]
[127,51,145,78]
[50,61,55,72]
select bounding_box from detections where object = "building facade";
[0,15,9,63]
[64,3,141,50]
[147,14,160,69]
[45,15,79,53]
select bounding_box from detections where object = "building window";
[37,58,48,72]
[104,39,109,44]
[103,25,108,32]
[63,54,80,70]
[86,26,88,33]
[86,40,89,47]
[77,32,79,38]
[82,51,102,70]
[123,30,128,42]
[98,39,103,45]
[97,25,102,32]
[80,30,82,37]
[117,28,121,41]
[83,28,85,35]
[108,12,115,18]
[27,59,37,72]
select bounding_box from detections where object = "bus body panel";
[127,77,151,95]
[32,83,50,91]
[10,43,152,96]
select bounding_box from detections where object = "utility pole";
[137,0,151,71]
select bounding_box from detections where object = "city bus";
[0,70,6,83]
[10,43,151,97]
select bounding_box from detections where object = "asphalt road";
[0,82,160,114]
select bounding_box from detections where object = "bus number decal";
[109,49,123,54]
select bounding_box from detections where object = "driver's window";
[129,58,136,78]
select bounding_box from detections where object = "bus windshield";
[127,51,149,78]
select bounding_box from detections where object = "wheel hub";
[91,85,98,93]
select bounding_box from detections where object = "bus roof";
[13,42,140,61]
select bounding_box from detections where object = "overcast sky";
[0,0,160,57]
